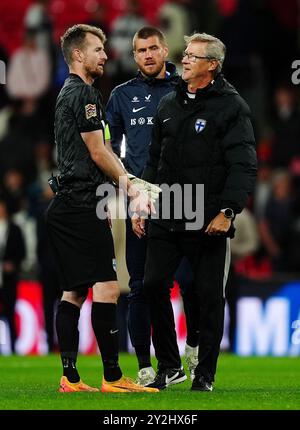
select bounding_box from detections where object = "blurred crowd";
[0,0,300,353]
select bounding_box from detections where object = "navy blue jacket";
[106,62,178,177]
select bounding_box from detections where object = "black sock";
[135,345,151,370]
[91,302,122,382]
[186,331,200,348]
[61,357,80,383]
[56,300,80,383]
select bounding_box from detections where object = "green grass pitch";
[0,353,299,410]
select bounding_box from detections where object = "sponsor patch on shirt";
[85,104,97,120]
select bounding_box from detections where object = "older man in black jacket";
[133,33,257,391]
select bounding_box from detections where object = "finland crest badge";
[195,118,206,133]
[85,104,97,120]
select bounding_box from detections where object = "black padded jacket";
[142,73,257,232]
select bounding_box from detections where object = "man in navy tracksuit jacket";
[106,27,199,386]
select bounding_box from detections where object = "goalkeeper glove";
[127,174,161,202]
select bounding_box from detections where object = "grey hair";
[184,33,226,74]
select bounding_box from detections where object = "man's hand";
[205,212,232,236]
[131,214,146,239]
[128,183,155,216]
[127,174,161,217]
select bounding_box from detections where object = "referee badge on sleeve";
[85,104,97,119]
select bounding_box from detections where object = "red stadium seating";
[0,0,166,56]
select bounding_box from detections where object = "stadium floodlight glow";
[0,60,6,85]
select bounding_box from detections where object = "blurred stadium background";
[0,0,300,362]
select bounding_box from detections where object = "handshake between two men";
[125,174,233,238]
[126,174,161,239]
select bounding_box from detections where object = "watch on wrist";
[220,208,235,219]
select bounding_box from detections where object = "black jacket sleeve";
[220,102,257,214]
[142,114,162,183]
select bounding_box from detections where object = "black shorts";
[45,197,117,291]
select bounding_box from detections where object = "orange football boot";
[101,376,159,393]
[59,376,99,392]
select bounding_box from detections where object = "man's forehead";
[187,41,207,52]
[85,32,103,47]
[135,35,163,49]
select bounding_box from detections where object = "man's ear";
[163,45,169,60]
[73,48,83,63]
[208,59,218,73]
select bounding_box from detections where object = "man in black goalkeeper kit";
[46,24,158,393]
[134,33,257,391]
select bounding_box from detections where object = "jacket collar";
[176,73,238,99]
[136,61,178,85]
[68,73,85,82]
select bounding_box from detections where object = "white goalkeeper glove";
[127,174,161,202]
